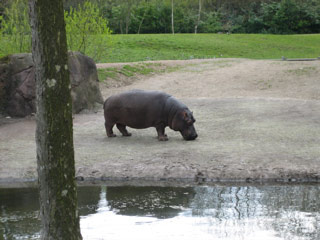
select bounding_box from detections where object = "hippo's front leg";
[156,124,168,141]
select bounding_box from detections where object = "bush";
[200,11,223,33]
[64,2,112,62]
[0,1,112,62]
[129,2,172,34]
[258,0,320,34]
[0,0,31,55]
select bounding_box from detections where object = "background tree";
[64,1,112,62]
[29,0,82,239]
[0,0,112,61]
[171,0,175,34]
[1,0,30,53]
[1,0,320,58]
[195,0,202,34]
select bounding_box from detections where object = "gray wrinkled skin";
[104,90,197,141]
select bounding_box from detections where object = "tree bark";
[195,0,202,34]
[171,0,175,34]
[137,10,146,34]
[124,1,133,34]
[29,0,82,239]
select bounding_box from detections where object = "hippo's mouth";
[181,131,198,141]
[183,135,198,141]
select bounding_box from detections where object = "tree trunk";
[125,14,130,34]
[195,0,202,34]
[171,0,175,34]
[137,10,146,34]
[29,0,82,239]
[120,20,123,34]
[125,3,132,34]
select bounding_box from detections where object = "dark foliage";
[99,0,320,34]
[2,0,320,34]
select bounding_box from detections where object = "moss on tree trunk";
[29,0,82,239]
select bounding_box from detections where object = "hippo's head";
[171,109,198,141]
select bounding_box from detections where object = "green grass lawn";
[103,33,320,63]
[97,63,158,81]
[1,33,319,63]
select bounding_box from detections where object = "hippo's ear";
[181,111,188,120]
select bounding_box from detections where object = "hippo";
[103,90,198,141]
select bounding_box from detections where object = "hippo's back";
[104,90,171,128]
[105,90,170,108]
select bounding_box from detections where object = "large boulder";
[0,52,103,117]
[0,54,35,117]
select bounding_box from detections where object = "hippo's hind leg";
[105,120,116,137]
[156,124,168,141]
[116,123,132,137]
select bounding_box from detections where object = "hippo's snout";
[181,126,198,141]
[183,133,198,141]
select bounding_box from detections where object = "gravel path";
[1,59,320,185]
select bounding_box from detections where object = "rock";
[0,52,103,117]
[0,56,11,113]
[68,52,104,113]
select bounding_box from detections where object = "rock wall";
[0,52,104,117]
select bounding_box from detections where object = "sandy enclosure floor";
[1,58,320,185]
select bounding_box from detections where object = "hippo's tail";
[103,98,109,109]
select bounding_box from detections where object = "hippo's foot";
[107,133,116,137]
[122,132,132,137]
[158,135,168,141]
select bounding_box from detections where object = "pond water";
[1,184,320,240]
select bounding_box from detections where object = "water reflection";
[189,186,320,240]
[106,186,195,218]
[0,188,40,239]
[77,186,101,216]
[0,185,319,240]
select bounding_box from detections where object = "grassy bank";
[1,33,319,62]
[97,62,183,84]
[104,33,320,63]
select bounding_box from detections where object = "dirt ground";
[1,58,320,186]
